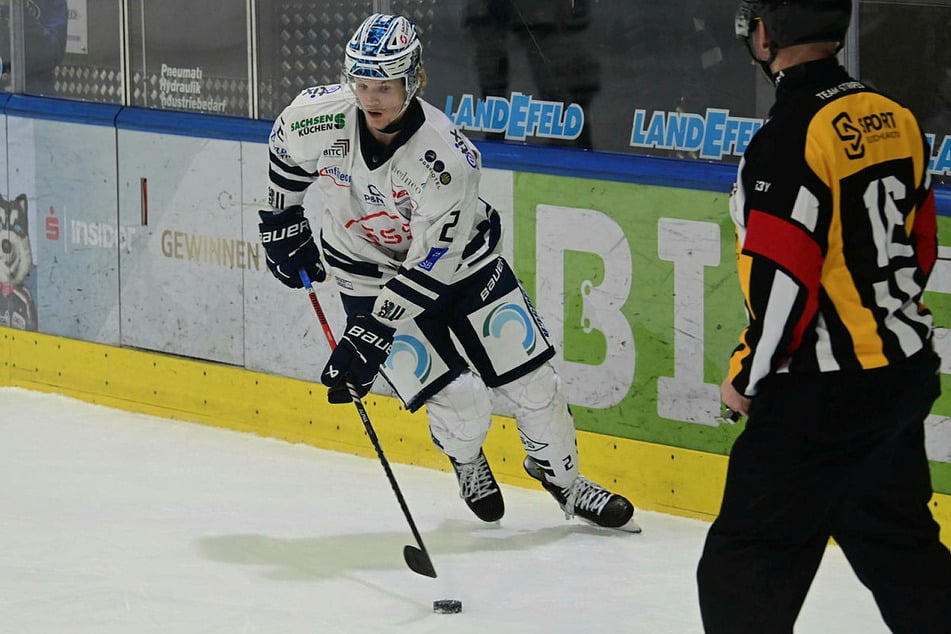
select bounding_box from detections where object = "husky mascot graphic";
[0,193,37,330]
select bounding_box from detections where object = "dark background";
[3,0,948,167]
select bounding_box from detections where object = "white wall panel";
[117,130,245,365]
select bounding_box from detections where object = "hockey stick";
[299,269,437,579]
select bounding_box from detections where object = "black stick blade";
[404,545,437,578]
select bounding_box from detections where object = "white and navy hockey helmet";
[344,14,423,96]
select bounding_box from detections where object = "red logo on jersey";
[345,211,411,246]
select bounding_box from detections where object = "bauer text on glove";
[320,314,395,403]
[258,206,325,288]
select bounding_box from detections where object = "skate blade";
[576,515,643,534]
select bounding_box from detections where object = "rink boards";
[1,326,948,547]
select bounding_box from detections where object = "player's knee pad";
[496,362,579,485]
[426,371,493,462]
[496,361,564,418]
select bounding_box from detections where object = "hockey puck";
[433,599,462,614]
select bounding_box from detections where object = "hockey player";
[257,13,638,531]
[698,1,951,632]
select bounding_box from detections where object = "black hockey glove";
[320,314,395,404]
[258,206,325,289]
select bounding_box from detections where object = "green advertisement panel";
[513,172,951,494]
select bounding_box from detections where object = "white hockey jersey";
[265,83,501,327]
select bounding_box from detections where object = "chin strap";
[380,89,421,133]
[758,59,778,86]
[744,36,780,86]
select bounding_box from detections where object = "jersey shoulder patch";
[417,99,481,171]
[283,89,354,136]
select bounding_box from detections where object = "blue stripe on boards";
[3,95,949,216]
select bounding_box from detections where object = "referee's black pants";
[697,348,951,633]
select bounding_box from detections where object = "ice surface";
[0,387,890,633]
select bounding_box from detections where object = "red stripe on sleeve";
[744,209,823,289]
[743,209,824,353]
[912,189,937,277]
